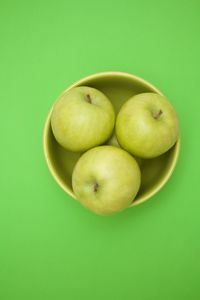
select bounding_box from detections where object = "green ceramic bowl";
[43,72,180,207]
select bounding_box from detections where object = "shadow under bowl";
[43,72,180,207]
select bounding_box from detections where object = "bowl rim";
[43,71,180,207]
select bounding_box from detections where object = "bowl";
[43,72,180,207]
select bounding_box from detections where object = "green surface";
[0,0,199,299]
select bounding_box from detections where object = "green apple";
[72,145,141,215]
[51,86,115,152]
[106,132,120,148]
[106,132,143,166]
[116,93,179,158]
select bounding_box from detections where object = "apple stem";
[86,94,92,104]
[93,182,99,193]
[153,109,163,120]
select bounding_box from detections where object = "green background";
[0,0,199,299]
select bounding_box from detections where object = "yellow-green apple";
[116,93,179,158]
[72,145,141,215]
[106,132,142,166]
[51,86,115,152]
[106,132,120,148]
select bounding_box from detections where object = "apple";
[106,132,143,166]
[72,145,141,215]
[51,86,115,152]
[106,132,120,148]
[116,93,179,158]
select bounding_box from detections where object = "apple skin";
[106,132,143,166]
[72,145,141,215]
[106,132,120,148]
[51,86,115,152]
[116,93,179,158]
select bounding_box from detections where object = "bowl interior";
[44,72,179,206]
